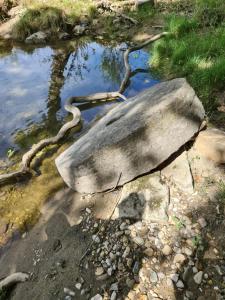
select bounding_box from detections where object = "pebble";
[166,278,174,287]
[110,282,119,291]
[120,222,127,230]
[158,272,165,279]
[176,280,184,288]
[162,245,172,256]
[107,267,113,276]
[198,217,207,228]
[132,261,139,274]
[123,246,130,258]
[170,273,179,283]
[64,288,75,297]
[149,269,158,283]
[192,267,198,273]
[92,235,100,243]
[106,258,111,266]
[85,208,91,214]
[184,247,193,256]
[133,236,144,246]
[193,271,203,285]
[75,283,82,290]
[144,247,154,257]
[126,278,135,288]
[91,294,103,300]
[173,253,186,264]
[95,267,105,276]
[111,291,117,300]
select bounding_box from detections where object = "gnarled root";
[0,272,29,290]
[0,32,168,186]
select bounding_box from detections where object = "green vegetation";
[12,0,97,40]
[216,180,225,203]
[12,7,66,40]
[150,0,225,113]
[172,215,185,230]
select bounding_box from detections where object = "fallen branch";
[119,31,169,93]
[0,32,168,186]
[0,272,29,290]
[111,0,153,8]
[96,0,138,24]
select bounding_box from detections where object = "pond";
[0,38,159,162]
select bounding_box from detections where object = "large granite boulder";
[55,78,205,193]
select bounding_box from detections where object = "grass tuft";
[12,7,66,40]
[12,0,96,40]
[195,0,225,27]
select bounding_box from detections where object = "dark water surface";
[0,38,159,159]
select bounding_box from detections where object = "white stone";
[162,245,172,256]
[193,271,203,285]
[91,294,103,300]
[170,273,179,283]
[111,291,117,300]
[174,253,186,264]
[176,280,184,288]
[64,287,75,296]
[198,217,207,228]
[25,31,47,44]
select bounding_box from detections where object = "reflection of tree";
[65,41,91,82]
[45,48,71,134]
[0,39,12,58]
[100,46,125,85]
[14,47,72,150]
[14,40,91,151]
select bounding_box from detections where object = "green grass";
[12,0,97,40]
[12,7,66,40]
[216,180,225,203]
[150,0,225,113]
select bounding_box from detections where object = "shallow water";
[0,38,159,160]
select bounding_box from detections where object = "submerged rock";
[25,31,48,44]
[73,24,87,36]
[55,78,205,193]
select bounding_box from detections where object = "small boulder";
[73,24,87,36]
[58,31,70,40]
[25,31,48,44]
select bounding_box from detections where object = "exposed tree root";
[96,0,138,24]
[0,32,168,186]
[0,272,29,290]
[111,0,153,9]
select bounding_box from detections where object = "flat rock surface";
[162,151,194,194]
[194,128,225,164]
[112,172,169,222]
[56,78,205,193]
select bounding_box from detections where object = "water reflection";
[0,38,159,160]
